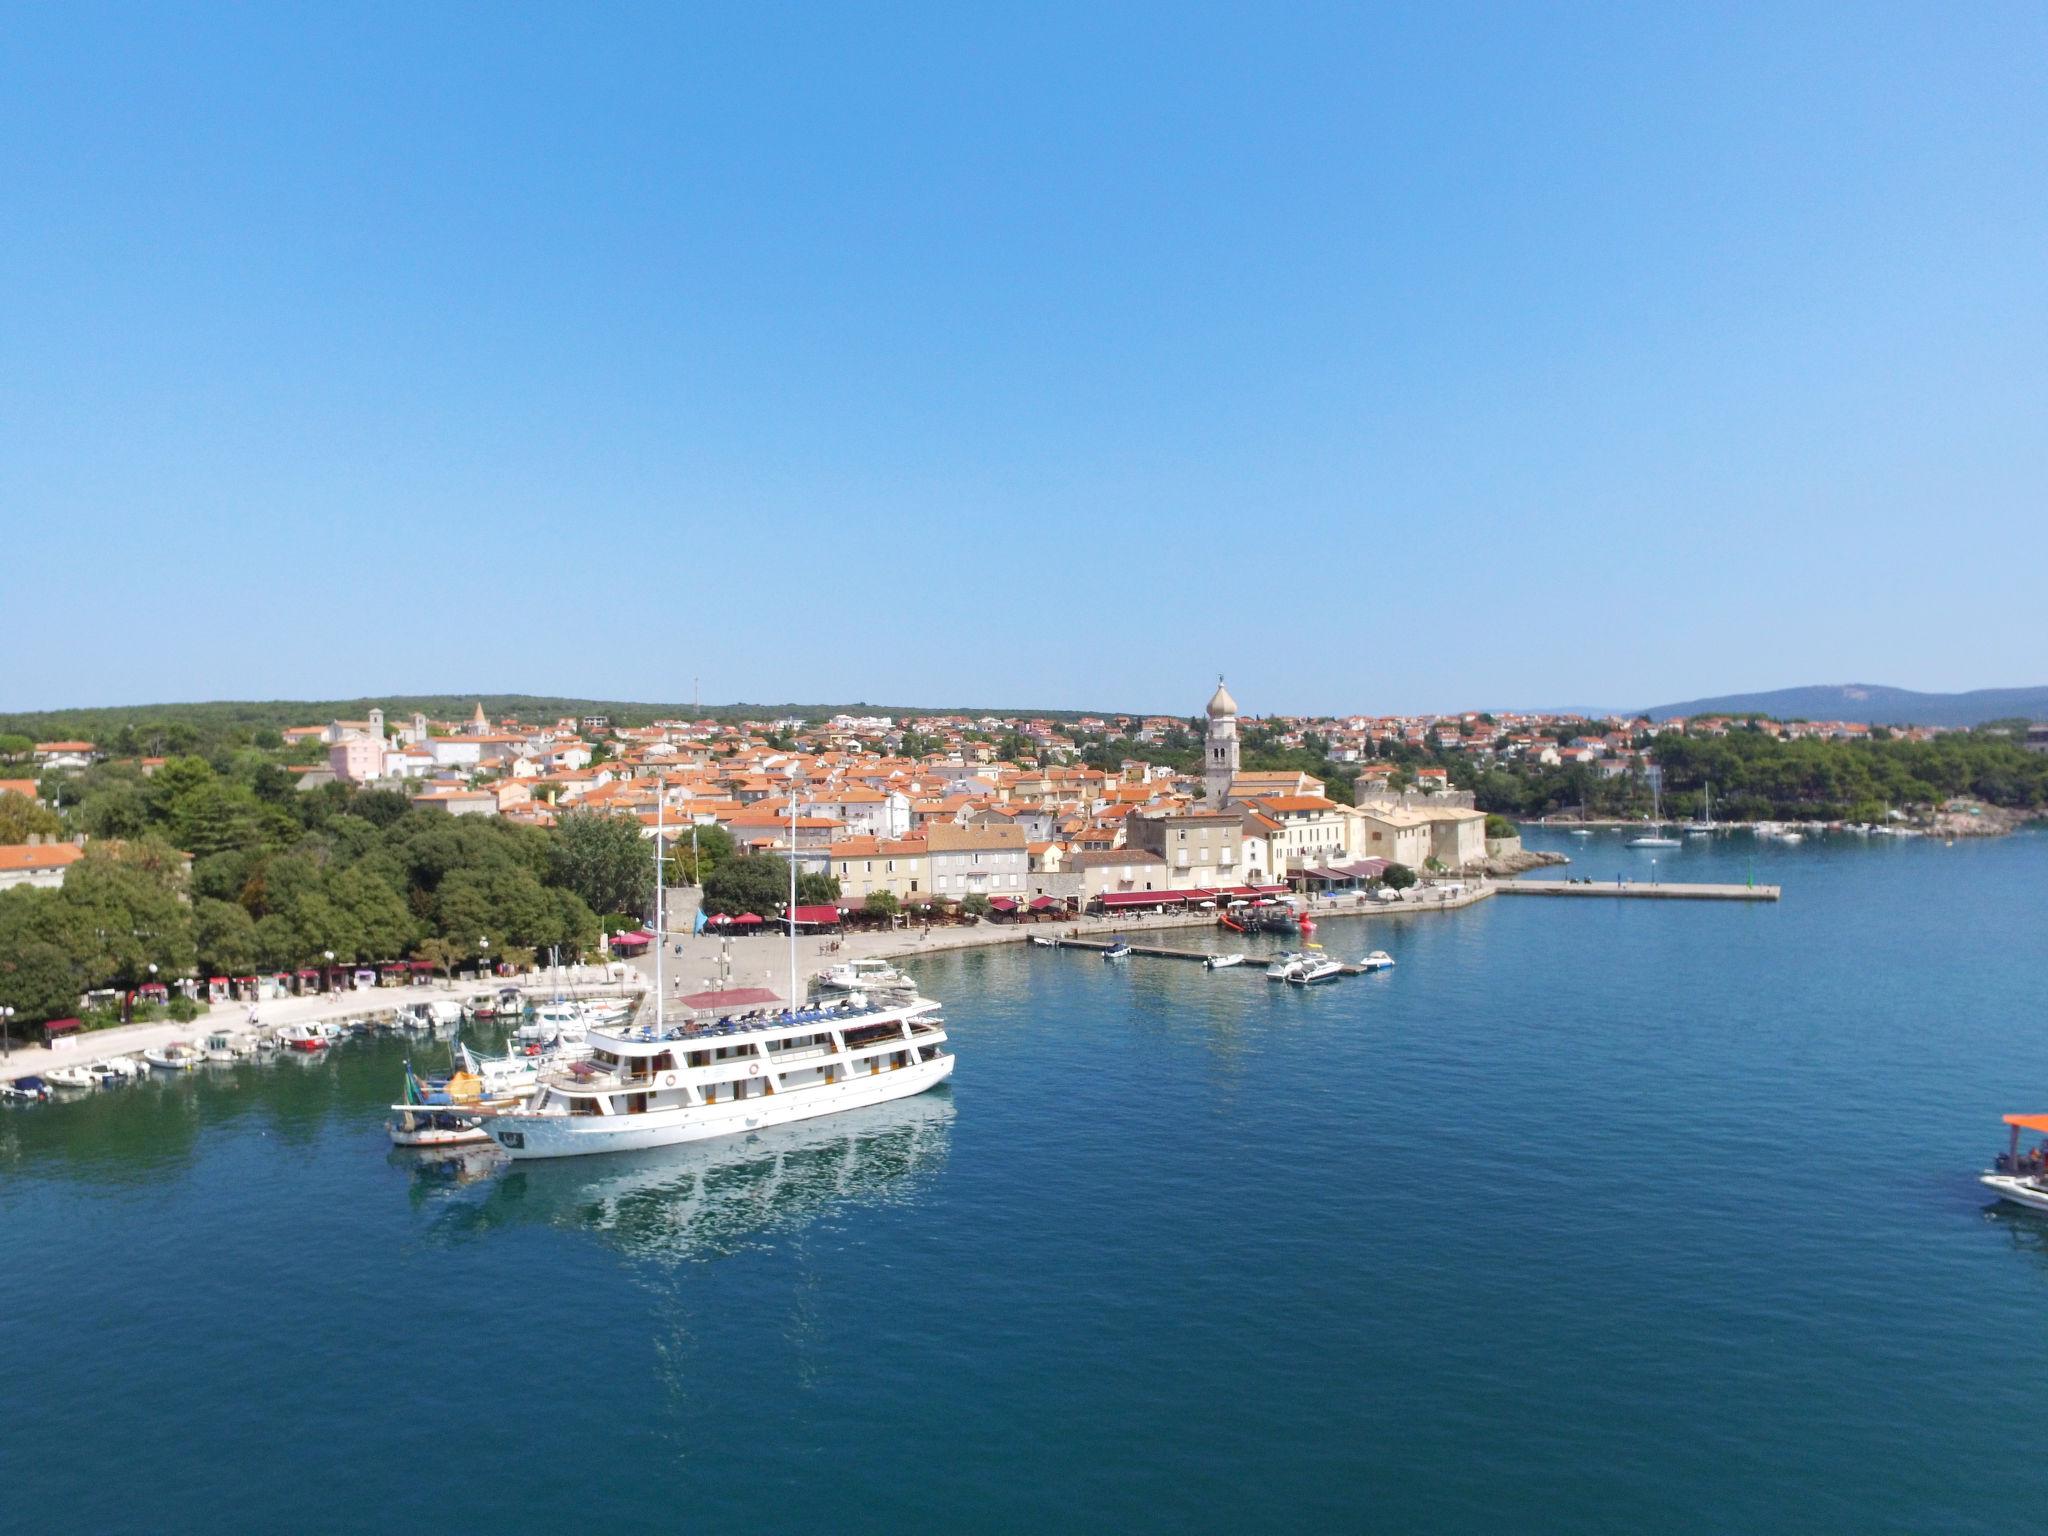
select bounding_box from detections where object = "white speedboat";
[143,1042,206,1072]
[455,1041,554,1098]
[1265,952,1307,982]
[476,992,954,1161]
[518,1001,590,1047]
[1288,957,1344,985]
[99,1056,147,1080]
[1102,940,1132,961]
[275,1024,328,1053]
[1030,935,1060,948]
[1569,827,1593,837]
[1204,953,1245,970]
[1358,951,1395,972]
[1628,831,1681,847]
[817,958,910,992]
[1985,1114,2048,1212]
[0,1076,52,1102]
[45,1064,100,1090]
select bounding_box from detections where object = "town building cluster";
[0,690,1963,901]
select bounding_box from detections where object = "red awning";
[988,897,1017,911]
[295,968,320,978]
[43,1018,81,1037]
[787,905,842,926]
[675,987,783,1011]
[1095,891,1186,908]
[1028,896,1062,910]
[730,913,764,926]
[610,930,653,945]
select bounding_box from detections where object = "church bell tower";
[1204,676,1240,808]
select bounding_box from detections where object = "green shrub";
[1484,814,1519,839]
[167,996,201,1022]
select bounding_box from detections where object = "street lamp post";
[479,937,490,978]
[324,950,336,994]
[1,1005,13,1059]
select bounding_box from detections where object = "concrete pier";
[1499,879,1779,902]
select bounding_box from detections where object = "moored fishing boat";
[0,1076,52,1102]
[275,1024,329,1053]
[143,1042,206,1072]
[1204,953,1245,970]
[386,1060,521,1147]
[1102,939,1132,961]
[45,1064,99,1090]
[476,987,954,1161]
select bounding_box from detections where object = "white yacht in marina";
[477,780,954,1160]
[476,987,953,1159]
[1265,952,1308,981]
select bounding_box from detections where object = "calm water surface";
[5,828,2048,1533]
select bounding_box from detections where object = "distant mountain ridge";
[1638,683,2048,728]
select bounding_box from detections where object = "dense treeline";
[0,753,679,1024]
[1467,729,2048,821]
[0,695,1118,753]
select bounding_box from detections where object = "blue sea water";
[5,828,2048,1533]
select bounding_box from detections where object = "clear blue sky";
[5,3,2044,717]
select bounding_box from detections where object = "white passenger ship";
[476,986,954,1160]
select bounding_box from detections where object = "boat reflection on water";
[410,1090,955,1264]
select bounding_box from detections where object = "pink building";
[328,737,383,784]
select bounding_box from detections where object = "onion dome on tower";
[1206,677,1239,719]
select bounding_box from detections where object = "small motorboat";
[1984,1115,2048,1213]
[1265,952,1307,982]
[99,1056,147,1079]
[1102,940,1132,961]
[1569,827,1593,837]
[387,1105,496,1148]
[1358,951,1396,972]
[1204,953,1245,970]
[1030,935,1060,948]
[275,1024,329,1053]
[45,1065,101,1090]
[0,1076,52,1103]
[143,1043,205,1072]
[202,1031,248,1063]
[1288,957,1345,985]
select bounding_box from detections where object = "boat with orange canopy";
[1982,1114,2048,1211]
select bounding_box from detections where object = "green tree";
[702,854,798,917]
[863,890,900,922]
[962,892,993,919]
[0,732,35,760]
[192,898,261,975]
[0,937,79,1025]
[1381,862,1418,891]
[0,790,63,842]
[664,823,734,885]
[550,811,654,917]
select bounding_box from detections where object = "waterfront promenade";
[2,874,1771,1084]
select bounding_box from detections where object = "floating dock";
[1037,937,1378,975]
[1497,880,1779,902]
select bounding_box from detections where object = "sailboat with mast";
[1686,783,1717,836]
[1628,776,1682,847]
[476,768,955,1160]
